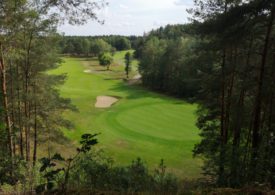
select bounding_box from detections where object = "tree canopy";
[98,53,113,70]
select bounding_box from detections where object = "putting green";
[51,52,202,178]
[110,103,197,141]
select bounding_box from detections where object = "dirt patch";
[95,96,119,108]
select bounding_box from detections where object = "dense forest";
[137,24,199,98]
[0,0,275,194]
[139,0,275,188]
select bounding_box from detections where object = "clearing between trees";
[50,51,202,178]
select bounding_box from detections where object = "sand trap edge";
[95,96,119,108]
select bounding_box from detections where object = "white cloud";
[119,4,129,9]
[174,0,193,6]
[153,20,167,27]
[58,0,192,36]
[112,22,135,27]
[153,20,179,27]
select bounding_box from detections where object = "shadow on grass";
[78,57,193,105]
[104,78,123,81]
[108,82,188,105]
[78,57,97,61]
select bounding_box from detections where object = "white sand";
[84,69,92,73]
[128,74,142,85]
[133,74,141,79]
[95,96,118,108]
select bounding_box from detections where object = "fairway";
[52,52,202,178]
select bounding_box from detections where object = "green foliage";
[36,154,65,193]
[111,47,117,56]
[127,158,151,191]
[0,124,8,161]
[153,159,178,193]
[139,26,200,98]
[190,0,275,188]
[139,36,167,90]
[68,153,178,193]
[0,157,25,185]
[0,159,42,193]
[78,133,99,153]
[124,51,132,78]
[59,35,136,55]
[36,133,99,193]
[98,53,113,70]
[27,133,179,193]
[114,37,131,50]
[133,37,145,59]
[0,0,106,191]
[90,39,112,56]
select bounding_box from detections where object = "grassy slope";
[51,51,202,178]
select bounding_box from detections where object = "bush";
[68,153,178,193]
[98,53,113,70]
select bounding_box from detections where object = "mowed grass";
[51,51,202,178]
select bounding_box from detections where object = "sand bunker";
[128,74,142,85]
[133,74,141,79]
[84,69,92,73]
[95,96,118,108]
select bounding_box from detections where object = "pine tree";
[191,0,275,187]
[0,0,106,183]
[124,52,132,79]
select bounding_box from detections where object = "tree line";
[138,24,199,98]
[139,0,275,188]
[59,35,141,56]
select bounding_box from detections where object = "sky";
[58,0,194,36]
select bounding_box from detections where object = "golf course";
[51,51,202,178]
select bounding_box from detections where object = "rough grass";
[50,51,202,178]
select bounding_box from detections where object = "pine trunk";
[9,62,16,156]
[0,43,14,159]
[33,85,38,166]
[17,63,24,158]
[251,7,274,164]
[218,49,226,185]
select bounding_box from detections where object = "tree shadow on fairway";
[95,69,110,72]
[109,82,189,105]
[104,78,123,81]
[109,82,157,100]
[78,57,97,61]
